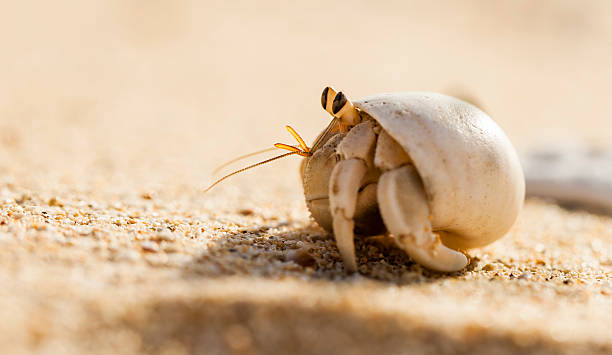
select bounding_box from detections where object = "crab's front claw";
[377,165,468,272]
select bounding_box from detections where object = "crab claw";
[377,165,469,272]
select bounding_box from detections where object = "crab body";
[302,91,525,272]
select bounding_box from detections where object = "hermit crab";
[208,87,525,273]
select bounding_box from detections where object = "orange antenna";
[311,116,340,152]
[204,151,301,194]
[212,147,278,176]
[274,125,311,157]
[204,125,311,194]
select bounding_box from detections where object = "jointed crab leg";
[329,159,368,272]
[329,120,378,272]
[377,165,468,272]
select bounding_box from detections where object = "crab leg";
[329,158,367,272]
[377,165,468,272]
[328,120,377,272]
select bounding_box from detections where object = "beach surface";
[1,1,611,354]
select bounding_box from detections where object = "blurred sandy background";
[2,0,612,192]
[1,1,611,354]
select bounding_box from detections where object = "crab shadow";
[182,221,472,285]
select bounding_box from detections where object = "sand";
[1,1,612,354]
[1,186,611,354]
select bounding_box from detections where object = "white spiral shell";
[353,92,525,249]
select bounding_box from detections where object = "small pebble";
[155,231,176,242]
[238,209,254,216]
[141,241,160,253]
[48,197,63,207]
[483,264,495,271]
[287,248,316,268]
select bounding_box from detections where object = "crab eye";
[321,86,338,115]
[321,87,329,110]
[332,92,348,115]
[331,91,361,126]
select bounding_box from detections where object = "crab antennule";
[273,143,309,157]
[273,143,300,152]
[206,125,313,193]
[285,125,310,153]
[273,126,311,157]
[332,91,361,126]
[321,86,338,115]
